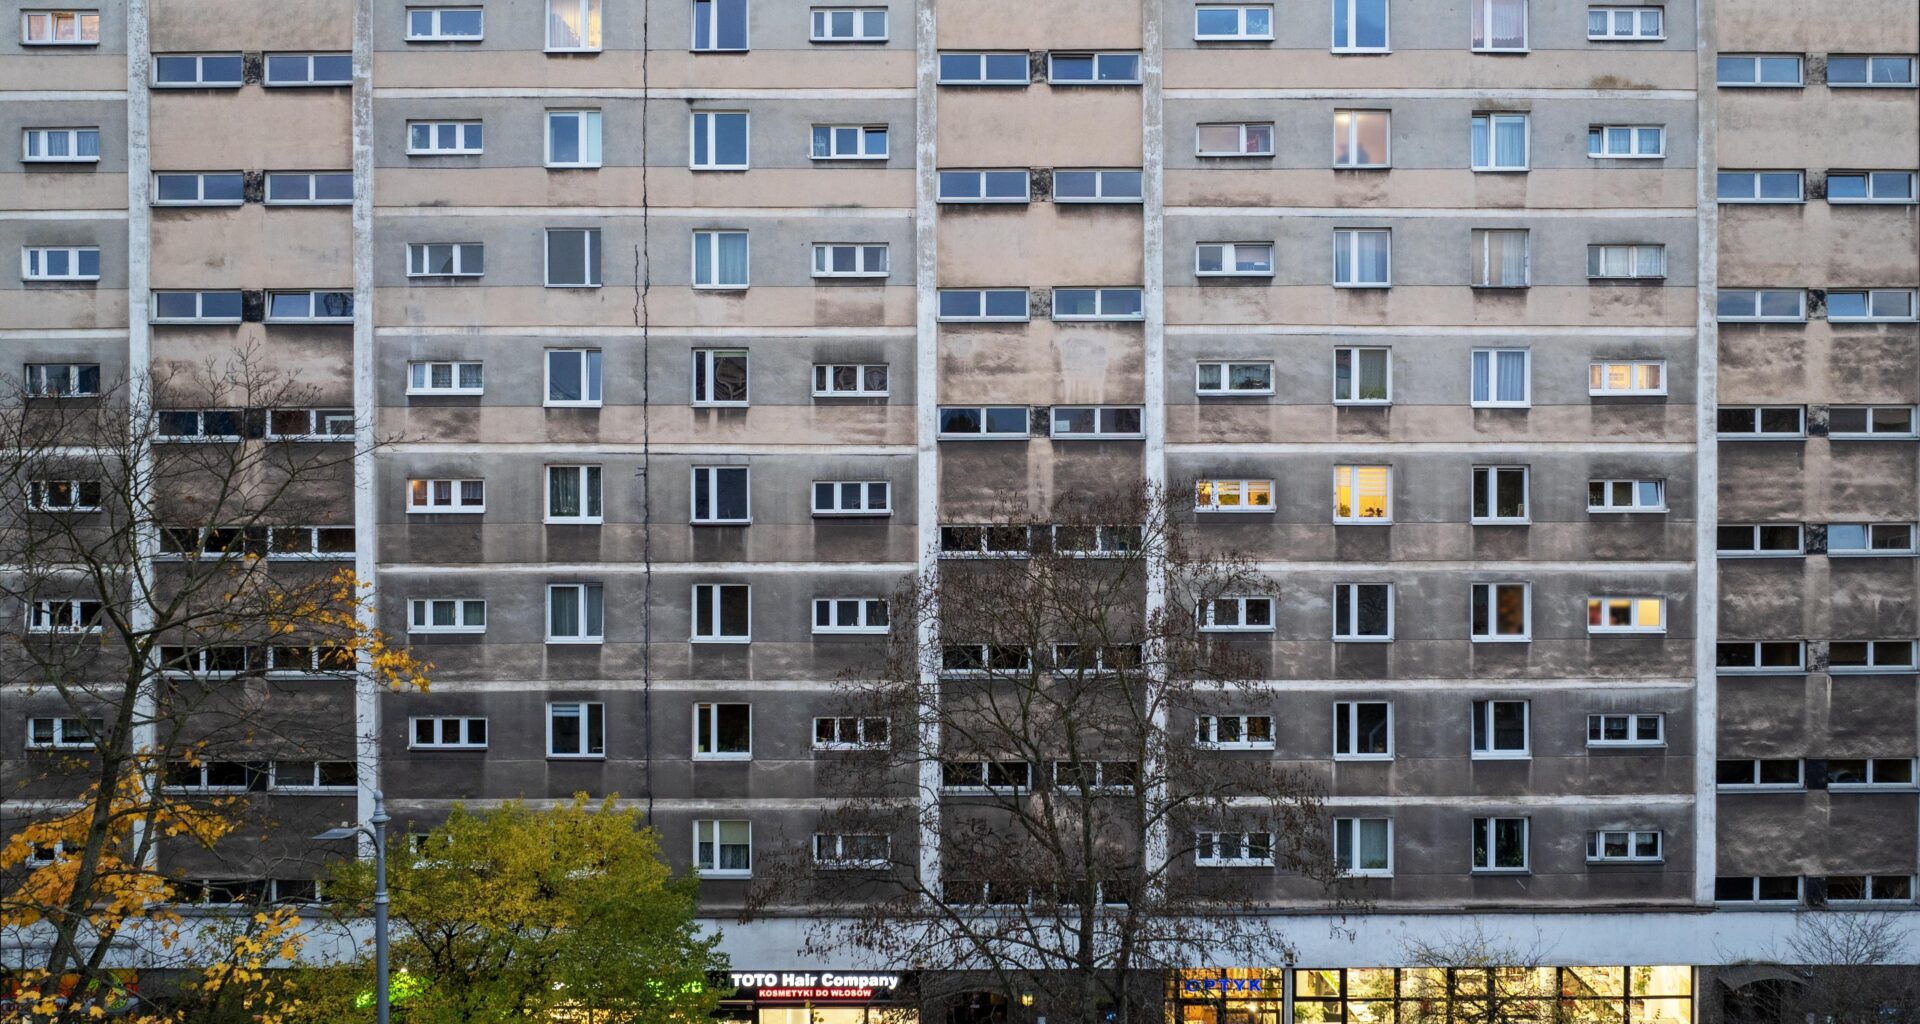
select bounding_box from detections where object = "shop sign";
[1180,976,1268,995]
[730,972,903,1003]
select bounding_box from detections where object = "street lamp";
[314,789,391,1024]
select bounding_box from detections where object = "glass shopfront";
[1171,969,1288,1024]
[1291,966,1693,1024]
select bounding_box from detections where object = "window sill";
[1470,867,1531,875]
[1197,151,1276,159]
[1588,630,1668,637]
[544,283,604,290]
[545,519,605,526]
[1333,753,1393,762]
[1195,507,1276,514]
[1199,627,1276,635]
[813,628,889,636]
[1198,390,1276,398]
[1333,636,1394,644]
[1588,36,1665,42]
[1333,519,1392,526]
[1829,199,1920,206]
[544,402,604,409]
[1471,635,1532,644]
[409,744,488,751]
[545,638,606,646]
[1587,857,1664,865]
[691,637,753,645]
[1333,164,1391,171]
[1826,784,1919,793]
[1471,167,1531,173]
[1470,403,1532,410]
[1196,273,1275,280]
[1471,46,1531,54]
[692,753,754,762]
[1587,741,1665,749]
[546,753,606,761]
[154,201,246,209]
[1471,752,1531,761]
[408,628,488,636]
[544,47,604,54]
[1471,518,1530,526]
[1339,869,1393,878]
[1333,282,1392,289]
[693,518,753,526]
[406,508,486,515]
[407,389,485,397]
[812,511,891,518]
[696,870,753,879]
[23,157,103,165]
[1330,48,1391,55]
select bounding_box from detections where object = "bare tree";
[1718,912,1920,1024]
[753,486,1336,1024]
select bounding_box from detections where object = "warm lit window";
[545,0,601,51]
[1194,478,1274,512]
[1333,465,1390,522]
[1589,360,1665,396]
[1587,597,1665,634]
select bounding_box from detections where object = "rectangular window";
[1333,583,1393,641]
[1334,701,1392,758]
[1587,5,1662,39]
[1195,831,1275,867]
[26,716,104,749]
[1827,289,1917,323]
[1715,877,1803,903]
[546,584,605,643]
[22,127,101,163]
[21,246,100,282]
[1333,347,1390,404]
[1334,818,1392,876]
[1470,229,1529,288]
[268,761,357,791]
[1331,0,1388,51]
[1196,242,1275,278]
[692,583,751,643]
[1717,54,1804,87]
[546,465,603,524]
[1470,582,1530,641]
[812,124,888,160]
[1717,759,1805,789]
[1472,817,1528,872]
[1588,125,1665,158]
[1827,171,1917,204]
[693,703,752,759]
[1587,713,1664,747]
[266,526,356,561]
[1202,596,1274,632]
[942,759,1033,790]
[547,701,605,757]
[1588,244,1665,280]
[812,480,890,516]
[937,406,1029,439]
[410,716,487,749]
[1196,360,1274,396]
[406,242,485,278]
[1470,349,1530,407]
[814,716,888,749]
[407,598,487,634]
[154,53,244,87]
[1716,405,1806,438]
[1717,170,1804,203]
[691,349,749,406]
[1195,714,1275,749]
[26,480,103,512]
[936,51,1030,85]
[690,111,749,169]
[1051,287,1143,321]
[690,466,750,524]
[1827,759,1917,789]
[1829,640,1918,673]
[1589,360,1665,395]
[692,0,747,50]
[265,171,353,205]
[406,120,483,154]
[263,52,351,86]
[812,364,890,399]
[546,349,602,406]
[1333,465,1391,523]
[1716,640,1806,673]
[1825,875,1915,903]
[1197,122,1275,157]
[1471,466,1528,524]
[939,526,1031,558]
[545,228,602,287]
[1054,168,1144,203]
[21,9,99,44]
[692,230,749,289]
[1051,406,1143,439]
[1052,760,1139,794]
[25,363,101,398]
[1332,110,1389,168]
[406,6,483,40]
[155,409,246,441]
[1715,524,1804,557]
[811,243,888,278]
[546,109,603,168]
[1471,113,1529,171]
[1047,52,1141,84]
[1333,228,1391,286]
[546,0,601,51]
[405,478,485,514]
[1195,5,1273,40]
[1587,830,1662,863]
[1587,597,1666,634]
[814,833,889,868]
[153,172,245,206]
[1827,523,1917,556]
[937,288,1029,321]
[936,169,1030,203]
[26,599,105,633]
[1587,478,1668,512]
[810,7,887,41]
[1472,699,1530,756]
[1470,0,1526,51]
[1194,478,1274,512]
[813,597,889,634]
[266,290,353,322]
[1827,55,1918,87]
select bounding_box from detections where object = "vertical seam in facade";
[1692,0,1720,907]
[351,0,380,843]
[1140,0,1170,893]
[123,0,155,866]
[913,0,942,894]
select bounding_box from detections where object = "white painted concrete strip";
[1165,88,1697,100]
[373,87,917,99]
[1170,206,1696,218]
[376,205,911,218]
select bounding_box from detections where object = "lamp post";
[314,789,391,1024]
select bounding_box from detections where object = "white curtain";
[718,233,749,285]
[1497,351,1527,403]
[1489,0,1526,48]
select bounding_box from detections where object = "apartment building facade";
[4,0,1918,1012]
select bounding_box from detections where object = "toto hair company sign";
[730,972,905,1003]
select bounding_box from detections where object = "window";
[1717,759,1804,789]
[408,598,487,634]
[692,0,747,50]
[814,833,889,868]
[1472,817,1528,871]
[691,583,750,643]
[1050,760,1140,793]
[1470,349,1530,408]
[1825,758,1916,789]
[693,703,752,759]
[22,127,100,163]
[153,172,245,206]
[269,761,357,791]
[406,7,483,40]
[410,716,487,749]
[937,406,1029,439]
[1470,466,1528,524]
[407,243,485,278]
[546,110,602,168]
[1051,406,1143,439]
[546,584,605,643]
[1588,125,1665,158]
[1332,110,1389,168]
[265,171,354,205]
[154,54,244,87]
[1716,525,1804,557]
[406,478,485,514]
[690,111,749,169]
[1471,700,1529,757]
[1717,54,1803,87]
[1195,831,1274,867]
[1196,360,1274,396]
[1334,819,1392,876]
[691,466,750,523]
[25,363,100,398]
[1334,701,1391,758]
[1051,288,1143,321]
[27,480,102,512]
[936,52,1029,85]
[1587,713,1664,747]
[1588,244,1665,280]
[814,716,889,750]
[1470,230,1529,288]
[1827,171,1917,204]
[1716,640,1805,673]
[811,7,886,41]
[26,717,103,749]
[546,0,601,51]
[1196,242,1274,278]
[545,228,602,287]
[155,409,245,440]
[1470,0,1526,51]
[265,526,355,561]
[27,599,105,633]
[693,820,752,876]
[811,244,888,279]
[1589,360,1665,396]
[1197,122,1274,157]
[812,124,888,160]
[21,10,98,44]
[1202,596,1274,632]
[788,480,878,523]
[266,290,353,322]
[1195,714,1275,750]
[1195,5,1272,40]
[1588,830,1662,863]
[546,465,603,524]
[263,53,351,86]
[1825,875,1914,902]
[406,362,483,397]
[1827,289,1917,323]
[1828,640,1918,673]
[158,646,256,675]
[692,230,749,289]
[546,701,604,756]
[1718,170,1803,203]
[22,246,99,282]
[939,526,1032,557]
[1827,55,1916,87]
[1715,877,1803,904]
[1195,478,1274,512]
[1471,583,1530,641]
[936,169,1030,203]
[1587,6,1662,39]
[937,288,1029,321]
[1331,0,1388,51]
[813,597,889,634]
[1333,583,1392,641]
[546,349,602,406]
[1716,405,1805,438]
[1333,229,1391,286]
[1333,465,1390,522]
[407,121,483,155]
[691,349,748,406]
[1334,347,1391,404]
[1047,52,1141,84]
[1054,168,1144,203]
[1587,597,1665,634]
[1827,523,1917,556]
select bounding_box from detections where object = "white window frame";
[1715,639,1807,673]
[1050,405,1145,440]
[813,716,889,750]
[812,124,889,160]
[1332,583,1394,642]
[1826,55,1918,88]
[1716,524,1805,558]
[1200,596,1275,633]
[405,6,483,41]
[1469,0,1527,52]
[21,246,100,282]
[1333,228,1391,287]
[1196,121,1275,157]
[27,598,105,634]
[812,480,891,517]
[1586,712,1665,747]
[1333,818,1393,877]
[545,583,606,644]
[812,364,890,397]
[409,716,488,749]
[405,120,483,155]
[1333,346,1391,405]
[1045,52,1143,85]
[1826,171,1919,205]
[1825,875,1917,904]
[1472,817,1531,873]
[691,465,751,524]
[1195,242,1275,278]
[691,349,749,407]
[21,127,101,164]
[1330,0,1389,52]
[1470,582,1532,642]
[1826,523,1917,557]
[26,716,103,749]
[1717,405,1807,438]
[1194,5,1273,41]
[1589,360,1666,396]
[1587,243,1666,280]
[1718,170,1804,204]
[1332,464,1392,523]
[406,242,485,278]
[20,9,99,45]
[1717,759,1805,791]
[691,0,747,51]
[264,171,354,206]
[811,243,889,279]
[25,363,101,398]
[407,360,484,396]
[689,110,750,170]
[263,52,352,87]
[1194,478,1275,513]
[545,0,602,52]
[1826,758,1919,791]
[1587,6,1663,40]
[937,405,1030,440]
[1194,831,1275,868]
[1195,360,1275,396]
[693,702,753,760]
[1332,109,1390,169]
[547,701,605,758]
[812,597,889,635]
[545,348,603,407]
[813,833,890,869]
[810,6,888,42]
[692,230,750,289]
[1828,640,1919,674]
[1195,714,1276,750]
[544,227,602,288]
[1333,701,1393,760]
[936,288,1029,321]
[152,53,244,88]
[936,168,1031,204]
[544,464,604,525]
[405,478,485,514]
[1469,112,1531,172]
[1587,830,1663,863]
[1827,289,1918,323]
[691,583,752,644]
[407,598,487,634]
[545,109,603,168]
[1050,287,1144,322]
[1470,465,1529,524]
[1471,699,1531,758]
[1587,596,1667,634]
[1470,348,1531,408]
[1053,168,1145,204]
[26,479,102,512]
[1471,229,1530,288]
[152,172,246,207]
[1716,53,1804,88]
[1588,124,1666,158]
[266,290,354,323]
[935,51,1030,85]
